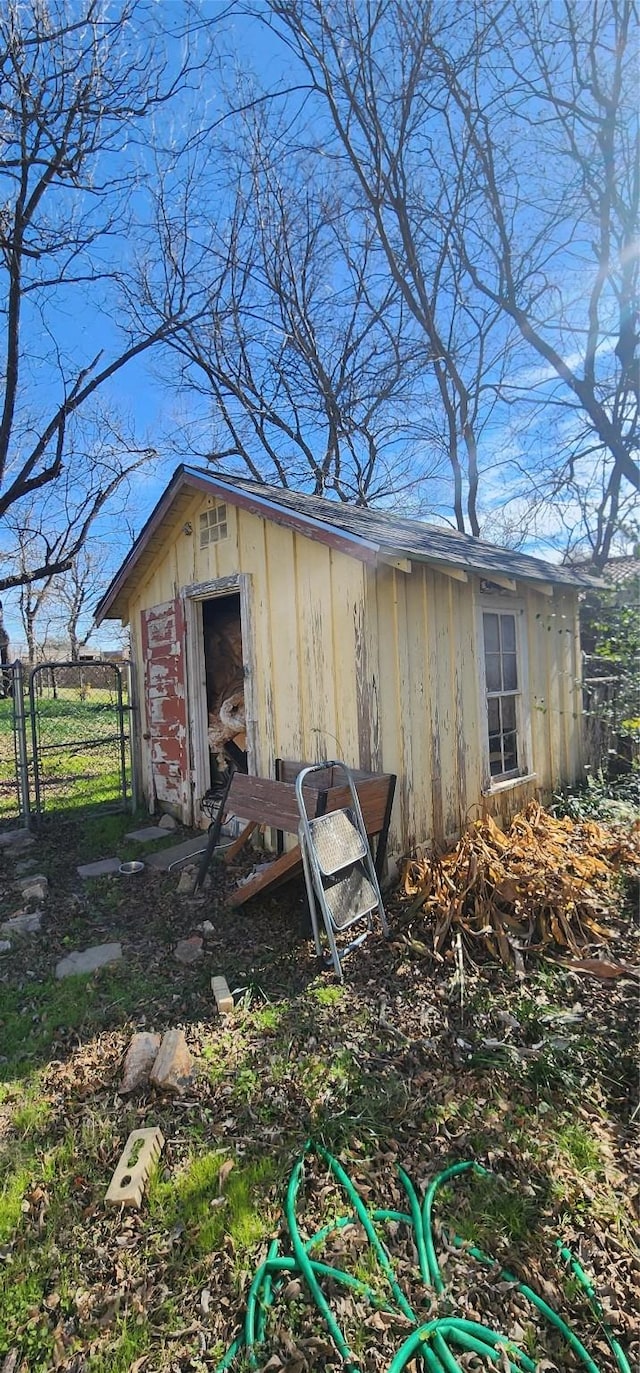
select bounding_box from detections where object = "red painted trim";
[141,597,189,811]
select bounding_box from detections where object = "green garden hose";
[214,1144,631,1373]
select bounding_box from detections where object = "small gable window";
[199,504,228,549]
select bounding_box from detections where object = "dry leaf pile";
[402,802,640,971]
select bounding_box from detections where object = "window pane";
[485,653,502,691]
[502,695,517,731]
[489,742,503,775]
[487,697,500,733]
[502,653,517,690]
[503,732,518,772]
[218,522,228,540]
[217,504,226,522]
[483,613,500,653]
[501,615,516,651]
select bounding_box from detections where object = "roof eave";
[94,466,606,626]
[94,466,383,625]
[400,548,603,591]
[95,466,189,623]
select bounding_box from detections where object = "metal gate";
[0,660,135,827]
[0,662,29,827]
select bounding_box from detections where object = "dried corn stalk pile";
[402,801,639,970]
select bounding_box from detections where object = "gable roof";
[95,465,603,622]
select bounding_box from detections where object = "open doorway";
[202,593,247,788]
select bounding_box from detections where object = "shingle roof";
[95,465,602,622]
[194,469,601,589]
[569,553,640,587]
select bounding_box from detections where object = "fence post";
[127,659,142,812]
[12,661,31,829]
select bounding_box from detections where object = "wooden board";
[226,770,394,835]
[226,774,314,831]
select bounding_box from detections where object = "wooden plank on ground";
[228,846,303,907]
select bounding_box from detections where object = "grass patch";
[251,1003,285,1032]
[555,1122,602,1175]
[0,1162,34,1245]
[0,964,167,1082]
[440,1169,541,1250]
[148,1151,278,1259]
[0,1274,50,1366]
[310,983,344,1007]
[86,1321,151,1373]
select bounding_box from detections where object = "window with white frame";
[482,609,522,780]
[199,503,228,549]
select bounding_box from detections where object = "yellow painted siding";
[360,564,486,854]
[122,492,583,853]
[263,523,304,765]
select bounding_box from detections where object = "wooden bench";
[222,765,396,908]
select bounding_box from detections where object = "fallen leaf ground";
[0,806,638,1372]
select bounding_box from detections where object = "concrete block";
[77,858,121,878]
[21,882,48,904]
[124,826,168,843]
[150,1029,194,1094]
[119,1032,162,1094]
[158,813,178,831]
[146,837,206,871]
[0,830,34,849]
[55,942,122,979]
[212,975,234,1016]
[105,1126,164,1208]
[176,868,196,895]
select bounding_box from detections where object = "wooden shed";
[95,466,598,858]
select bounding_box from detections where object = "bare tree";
[48,546,108,661]
[0,408,156,593]
[146,93,436,507]
[427,0,640,565]
[256,0,638,554]
[0,0,214,589]
[260,0,515,532]
[13,523,55,667]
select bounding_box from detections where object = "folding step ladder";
[295,761,389,980]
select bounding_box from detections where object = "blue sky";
[2,0,634,652]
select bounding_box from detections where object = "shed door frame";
[183,573,256,824]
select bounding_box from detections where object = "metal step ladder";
[295,761,389,980]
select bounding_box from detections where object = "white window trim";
[476,597,536,794]
[199,502,228,549]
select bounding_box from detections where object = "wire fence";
[0,661,134,827]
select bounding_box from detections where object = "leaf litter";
[402,802,640,971]
[0,806,638,1370]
